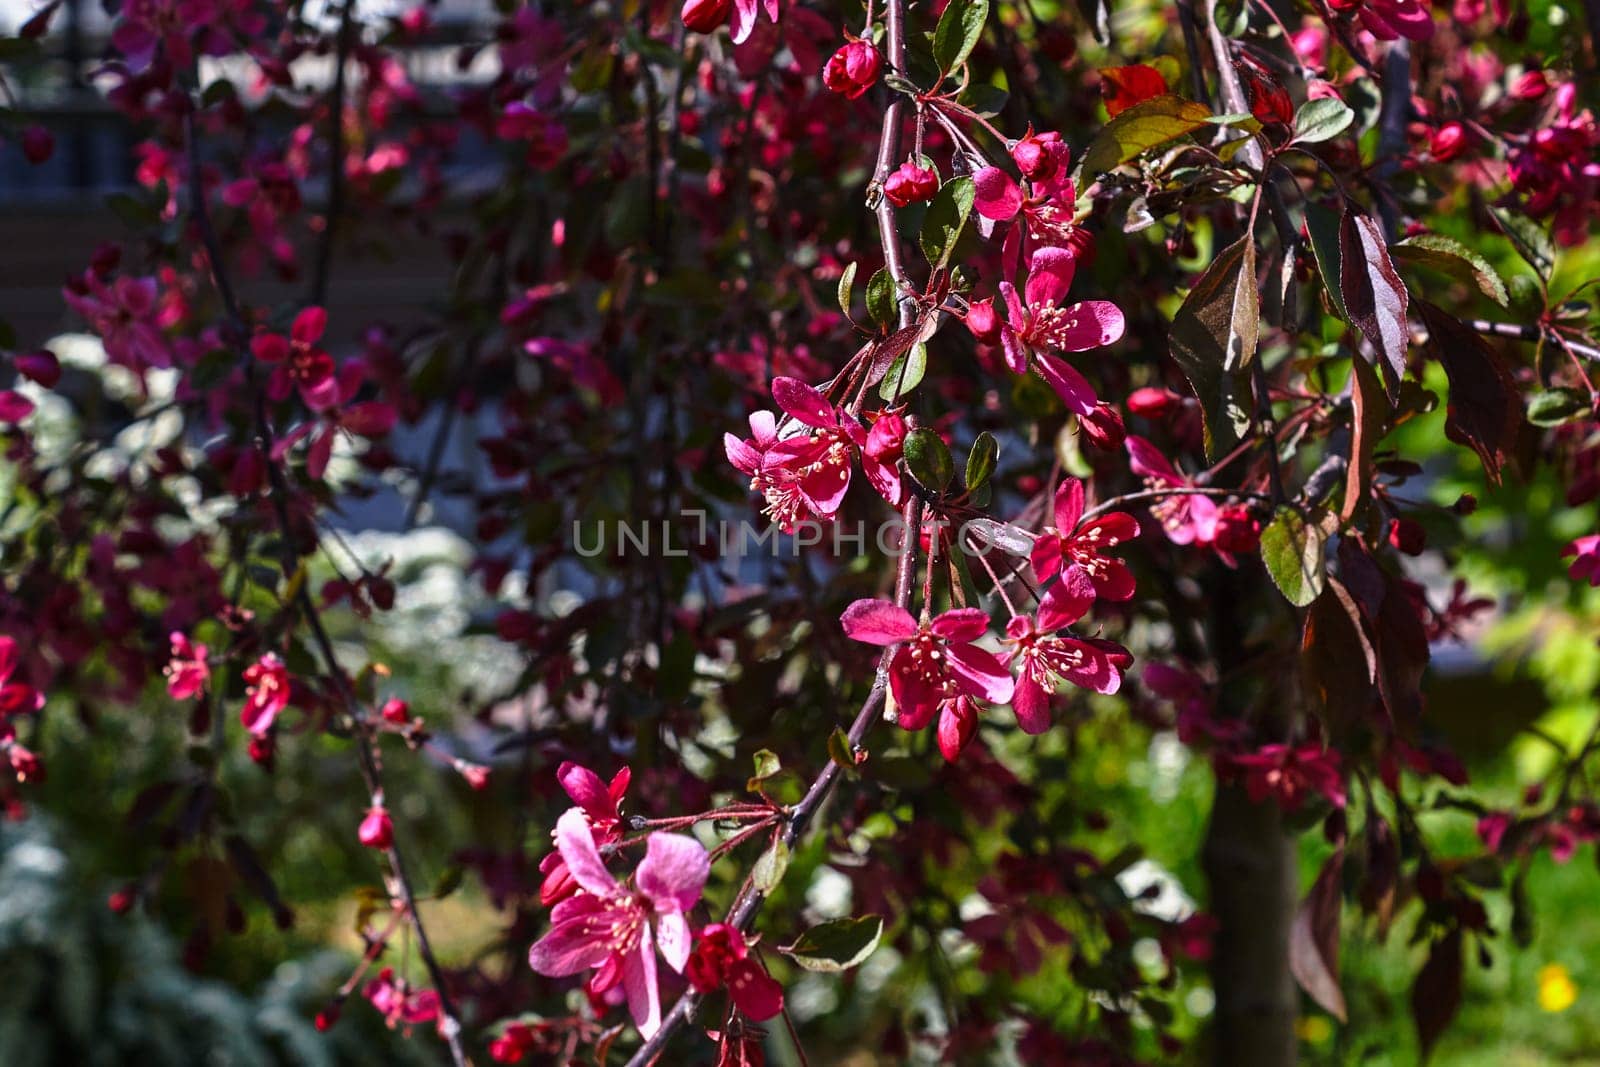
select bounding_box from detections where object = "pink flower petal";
[728,958,784,1020]
[1010,670,1052,734]
[527,893,614,977]
[624,925,662,1037]
[1054,479,1085,533]
[947,643,1016,704]
[771,376,835,428]
[636,832,710,914]
[930,607,991,642]
[558,762,615,817]
[841,599,918,645]
[973,166,1023,221]
[1024,246,1077,308]
[291,306,327,344]
[1057,638,1121,694]
[730,0,759,43]
[1034,354,1098,415]
[553,807,620,898]
[1055,300,1125,351]
[0,391,34,423]
[0,637,15,684]
[1037,565,1096,631]
[655,910,692,973]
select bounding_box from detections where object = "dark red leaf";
[1411,927,1464,1060]
[1417,301,1522,484]
[1339,211,1410,386]
[1289,847,1347,1021]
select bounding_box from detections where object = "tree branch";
[309,0,356,307]
[185,111,472,1067]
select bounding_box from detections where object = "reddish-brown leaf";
[1411,928,1464,1060]
[1339,211,1410,386]
[1342,353,1390,522]
[1417,301,1523,484]
[1290,847,1348,1022]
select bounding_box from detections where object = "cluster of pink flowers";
[0,637,46,791]
[1507,82,1600,246]
[839,479,1135,759]
[724,377,904,532]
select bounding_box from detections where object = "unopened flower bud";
[965,298,1001,343]
[822,39,881,100]
[680,0,730,33]
[883,161,938,207]
[358,805,394,849]
[1011,129,1066,183]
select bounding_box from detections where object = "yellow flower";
[1538,963,1577,1013]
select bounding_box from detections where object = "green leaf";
[827,727,859,771]
[1167,235,1259,459]
[1291,97,1355,144]
[1392,234,1509,307]
[1489,205,1555,281]
[904,428,954,492]
[780,915,885,973]
[1304,200,1348,321]
[1261,506,1329,607]
[878,342,927,400]
[837,261,858,318]
[752,840,790,894]
[866,267,896,329]
[965,431,998,492]
[919,176,974,270]
[932,0,989,74]
[1079,94,1214,178]
[1527,387,1590,427]
[748,749,781,790]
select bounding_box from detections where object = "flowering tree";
[1,0,1598,1063]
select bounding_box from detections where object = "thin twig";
[310,0,356,307]
[185,110,472,1067]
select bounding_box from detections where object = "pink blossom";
[1004,565,1128,733]
[528,809,710,1038]
[1229,743,1346,811]
[0,391,33,424]
[163,631,209,700]
[822,39,881,100]
[240,653,290,736]
[1562,533,1600,585]
[1126,435,1219,546]
[1030,478,1140,601]
[251,307,339,411]
[980,247,1124,414]
[840,601,1014,728]
[685,923,784,1020]
[539,761,633,905]
[0,637,44,719]
[62,272,173,373]
[362,967,441,1030]
[725,378,896,531]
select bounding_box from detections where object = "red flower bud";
[1429,121,1468,161]
[1388,517,1426,556]
[1127,386,1181,417]
[358,805,394,849]
[883,161,938,207]
[1510,69,1548,101]
[108,886,136,915]
[937,696,979,762]
[1213,505,1262,554]
[20,126,54,165]
[15,350,60,388]
[822,40,881,100]
[1079,402,1126,451]
[1011,129,1066,183]
[314,1004,341,1031]
[680,0,731,33]
[381,697,410,724]
[965,298,1001,343]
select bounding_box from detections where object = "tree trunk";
[1203,783,1299,1066]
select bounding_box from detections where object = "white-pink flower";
[528,808,710,1038]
